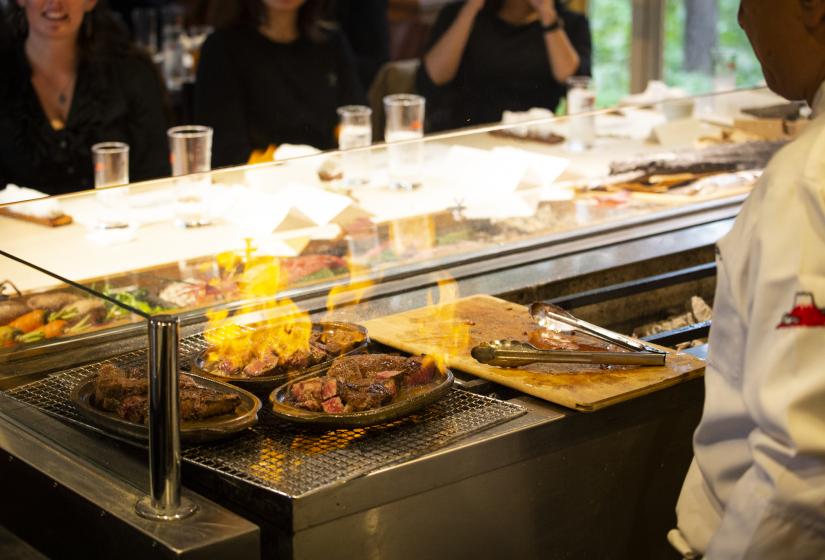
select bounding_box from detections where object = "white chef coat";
[674,81,825,559]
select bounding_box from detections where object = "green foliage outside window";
[587,0,763,109]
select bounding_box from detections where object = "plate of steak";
[193,322,368,396]
[270,354,454,427]
[72,363,261,444]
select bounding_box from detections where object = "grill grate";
[5,331,526,498]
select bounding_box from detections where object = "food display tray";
[3,331,526,498]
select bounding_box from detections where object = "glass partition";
[0,86,789,362]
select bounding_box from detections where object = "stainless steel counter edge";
[0,393,260,559]
[287,396,567,531]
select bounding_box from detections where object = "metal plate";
[71,372,261,445]
[191,322,368,397]
[269,367,455,428]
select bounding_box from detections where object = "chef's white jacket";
[674,82,825,559]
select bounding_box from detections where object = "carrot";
[16,320,67,344]
[8,309,46,333]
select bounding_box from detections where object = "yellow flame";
[416,275,471,374]
[325,261,375,314]
[204,252,312,372]
[247,144,277,165]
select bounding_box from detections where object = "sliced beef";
[92,364,241,424]
[286,354,437,414]
[322,396,346,413]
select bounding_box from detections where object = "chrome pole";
[136,315,197,521]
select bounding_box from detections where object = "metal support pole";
[136,315,197,521]
[631,0,666,93]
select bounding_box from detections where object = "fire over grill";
[4,332,526,497]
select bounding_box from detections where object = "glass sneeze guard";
[0,85,791,521]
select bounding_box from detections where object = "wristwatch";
[541,18,564,34]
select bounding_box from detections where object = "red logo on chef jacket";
[777,292,825,328]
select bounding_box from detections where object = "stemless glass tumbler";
[168,125,213,228]
[383,94,425,190]
[91,141,130,230]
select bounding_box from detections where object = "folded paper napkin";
[0,184,64,219]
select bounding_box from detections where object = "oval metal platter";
[191,322,369,397]
[71,372,261,445]
[269,366,455,428]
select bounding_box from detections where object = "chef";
[668,0,825,558]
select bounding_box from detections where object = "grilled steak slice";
[321,396,346,413]
[118,394,149,423]
[92,364,241,424]
[287,354,436,413]
[180,388,240,421]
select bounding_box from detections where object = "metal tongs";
[469,302,667,368]
[471,340,666,368]
[528,302,667,356]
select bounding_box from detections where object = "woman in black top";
[417,0,592,132]
[194,0,366,168]
[0,0,169,195]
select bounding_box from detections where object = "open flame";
[247,145,277,165]
[325,260,375,317]
[204,245,312,374]
[420,275,471,374]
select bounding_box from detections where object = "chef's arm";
[423,0,484,86]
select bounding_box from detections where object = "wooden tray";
[361,295,704,412]
[0,207,72,227]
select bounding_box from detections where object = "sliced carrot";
[8,309,46,333]
[16,320,67,344]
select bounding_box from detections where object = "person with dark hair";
[193,0,365,168]
[417,0,591,132]
[0,0,170,195]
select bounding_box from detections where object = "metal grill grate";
[5,331,526,498]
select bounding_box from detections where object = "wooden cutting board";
[361,295,705,412]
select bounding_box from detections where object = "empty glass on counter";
[337,105,373,186]
[131,7,159,55]
[383,94,425,190]
[566,76,596,152]
[168,125,213,228]
[91,141,131,230]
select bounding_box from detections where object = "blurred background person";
[194,0,365,168]
[0,0,170,195]
[331,0,389,90]
[417,0,591,132]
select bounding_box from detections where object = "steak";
[92,364,241,424]
[203,323,364,378]
[286,354,438,414]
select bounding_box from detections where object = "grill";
[4,332,526,498]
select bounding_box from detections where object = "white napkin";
[0,184,64,218]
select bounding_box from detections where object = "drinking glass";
[383,94,425,190]
[337,105,373,186]
[131,7,158,55]
[566,76,596,152]
[91,142,130,230]
[168,125,213,228]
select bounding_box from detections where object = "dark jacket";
[417,4,592,132]
[194,24,366,168]
[0,44,169,195]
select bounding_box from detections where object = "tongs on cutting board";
[471,340,666,368]
[529,302,667,356]
[470,302,667,368]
